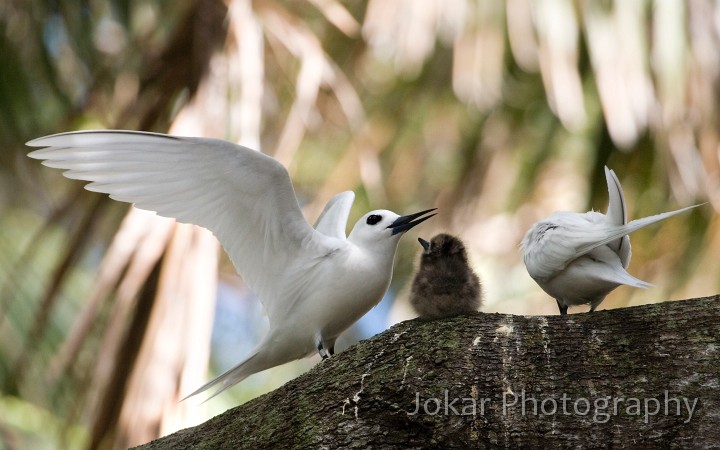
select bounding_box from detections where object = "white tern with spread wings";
[521,166,699,315]
[27,130,435,399]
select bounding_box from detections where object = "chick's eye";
[366,214,382,225]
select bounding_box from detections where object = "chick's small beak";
[418,237,430,251]
[387,208,436,236]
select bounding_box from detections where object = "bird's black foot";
[556,301,568,316]
[317,341,329,360]
[317,341,334,360]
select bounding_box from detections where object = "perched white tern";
[27,130,435,399]
[521,166,700,315]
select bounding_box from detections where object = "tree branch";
[134,295,720,449]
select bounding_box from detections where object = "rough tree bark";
[134,295,720,449]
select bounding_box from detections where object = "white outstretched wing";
[27,130,332,323]
[313,191,355,239]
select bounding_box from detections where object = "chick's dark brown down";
[410,233,482,319]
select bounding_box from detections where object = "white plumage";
[28,130,435,399]
[521,166,699,315]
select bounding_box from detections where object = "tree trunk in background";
[133,296,720,449]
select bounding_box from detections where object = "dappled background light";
[1,0,718,448]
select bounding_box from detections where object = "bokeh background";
[1,0,718,448]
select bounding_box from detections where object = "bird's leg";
[317,340,330,360]
[588,298,605,313]
[556,300,568,316]
[328,344,335,357]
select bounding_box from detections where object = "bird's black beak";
[418,237,430,251]
[387,208,436,236]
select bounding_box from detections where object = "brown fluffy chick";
[410,233,482,319]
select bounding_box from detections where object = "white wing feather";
[603,166,631,266]
[524,204,699,280]
[313,191,355,239]
[27,130,334,324]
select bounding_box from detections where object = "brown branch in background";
[115,225,218,449]
[117,0,228,130]
[45,209,171,385]
[82,213,174,450]
[80,2,230,447]
[87,255,163,450]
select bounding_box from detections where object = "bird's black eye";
[366,214,382,225]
